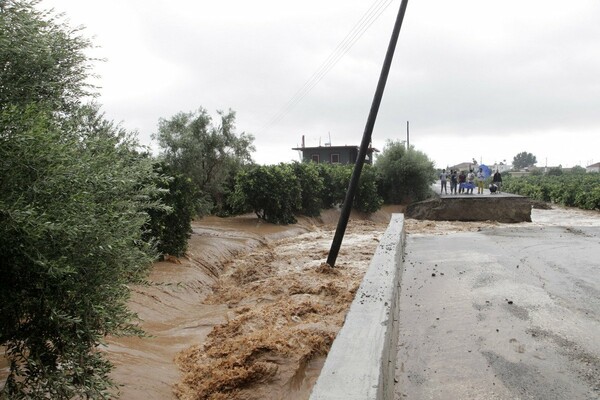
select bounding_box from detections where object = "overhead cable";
[259,0,396,134]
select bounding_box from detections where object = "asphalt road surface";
[395,207,600,400]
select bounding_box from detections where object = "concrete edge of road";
[310,213,405,400]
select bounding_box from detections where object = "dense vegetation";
[230,142,436,224]
[0,1,164,396]
[153,108,255,217]
[503,173,600,210]
[375,140,436,203]
[143,161,196,257]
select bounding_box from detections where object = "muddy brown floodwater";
[110,207,403,400]
[0,206,404,399]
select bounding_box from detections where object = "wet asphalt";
[394,208,600,400]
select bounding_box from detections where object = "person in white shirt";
[439,169,448,194]
[466,170,475,194]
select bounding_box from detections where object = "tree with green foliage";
[512,151,537,170]
[355,165,383,213]
[321,163,352,208]
[546,167,563,176]
[375,140,436,203]
[154,108,255,216]
[232,161,384,223]
[232,164,301,224]
[0,0,95,114]
[570,165,586,174]
[144,161,196,258]
[315,163,338,209]
[1,105,160,398]
[312,163,382,213]
[1,1,161,397]
[290,161,325,217]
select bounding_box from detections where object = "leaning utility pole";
[326,0,410,267]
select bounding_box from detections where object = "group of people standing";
[439,168,503,195]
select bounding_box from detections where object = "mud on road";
[396,207,600,400]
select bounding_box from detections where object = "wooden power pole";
[326,0,410,267]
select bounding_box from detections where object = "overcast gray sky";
[42,0,600,168]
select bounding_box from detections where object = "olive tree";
[1,2,161,397]
[1,106,160,398]
[0,0,95,114]
[154,108,255,216]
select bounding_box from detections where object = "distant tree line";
[224,141,436,225]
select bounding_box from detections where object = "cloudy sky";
[41,0,599,168]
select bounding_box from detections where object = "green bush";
[233,164,301,224]
[315,163,338,209]
[144,161,196,258]
[355,165,384,213]
[315,163,383,213]
[0,106,160,398]
[232,161,384,223]
[375,141,436,203]
[503,174,600,210]
[322,163,353,207]
[290,161,325,217]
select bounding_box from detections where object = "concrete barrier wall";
[310,214,405,400]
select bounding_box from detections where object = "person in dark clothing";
[450,170,458,194]
[458,170,466,193]
[492,170,503,193]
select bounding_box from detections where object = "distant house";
[492,163,512,173]
[586,162,600,173]
[292,145,379,165]
[449,162,475,172]
[449,162,511,173]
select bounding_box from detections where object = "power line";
[259,0,397,134]
[262,0,394,131]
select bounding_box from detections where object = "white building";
[492,163,512,173]
[586,162,600,173]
